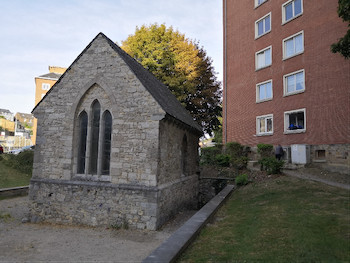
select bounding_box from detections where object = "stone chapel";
[29,33,202,230]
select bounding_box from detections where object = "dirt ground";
[0,196,196,262]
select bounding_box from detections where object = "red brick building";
[223,0,349,172]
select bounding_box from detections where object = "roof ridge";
[99,33,202,133]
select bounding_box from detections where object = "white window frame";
[256,46,272,70]
[283,31,304,60]
[284,108,306,134]
[282,0,303,24]
[42,83,50,91]
[255,12,271,39]
[283,69,305,96]
[255,0,267,8]
[256,114,273,136]
[256,79,273,103]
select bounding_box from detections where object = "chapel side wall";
[156,119,200,228]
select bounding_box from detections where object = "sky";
[0,0,223,114]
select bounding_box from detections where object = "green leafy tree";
[121,23,222,134]
[331,0,350,59]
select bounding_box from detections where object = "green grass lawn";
[179,175,350,262]
[0,161,31,188]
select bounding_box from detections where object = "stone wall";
[29,179,158,230]
[309,144,349,174]
[248,143,349,174]
[156,119,200,227]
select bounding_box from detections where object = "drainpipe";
[223,0,227,144]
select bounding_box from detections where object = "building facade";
[223,0,349,173]
[32,66,66,144]
[29,33,201,230]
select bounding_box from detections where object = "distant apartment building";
[32,66,66,144]
[223,0,350,173]
[34,66,66,106]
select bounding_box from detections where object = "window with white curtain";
[283,69,305,96]
[256,80,273,102]
[256,114,273,135]
[283,31,304,59]
[256,46,272,69]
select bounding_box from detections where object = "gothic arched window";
[89,100,101,174]
[101,111,112,175]
[77,111,88,174]
[75,98,112,177]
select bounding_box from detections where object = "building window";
[256,114,273,135]
[255,0,267,8]
[89,100,101,174]
[256,80,273,102]
[181,134,188,175]
[256,46,272,70]
[283,31,304,59]
[283,69,305,96]
[284,108,306,133]
[76,99,112,176]
[101,111,112,175]
[282,0,303,24]
[255,13,271,39]
[77,111,88,174]
[42,83,50,91]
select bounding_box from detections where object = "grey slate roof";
[33,32,202,134]
[38,72,62,80]
[101,33,202,134]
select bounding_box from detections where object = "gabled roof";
[33,32,202,134]
[37,72,62,80]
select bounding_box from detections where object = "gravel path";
[0,196,196,262]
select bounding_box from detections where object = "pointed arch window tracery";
[76,99,112,177]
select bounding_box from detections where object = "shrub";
[215,154,230,167]
[200,146,222,166]
[235,173,249,186]
[232,156,249,170]
[2,150,34,175]
[225,142,249,170]
[257,143,273,158]
[259,157,284,174]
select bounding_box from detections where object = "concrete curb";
[142,184,235,263]
[0,186,29,198]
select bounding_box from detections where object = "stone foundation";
[29,179,158,230]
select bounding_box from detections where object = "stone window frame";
[74,99,112,181]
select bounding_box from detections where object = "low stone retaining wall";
[0,186,29,198]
